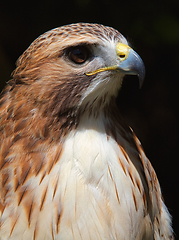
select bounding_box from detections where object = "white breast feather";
[49,118,149,240]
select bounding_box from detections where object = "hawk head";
[12,23,145,114]
[3,23,145,139]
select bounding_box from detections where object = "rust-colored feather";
[0,201,5,216]
[18,185,29,206]
[9,215,19,237]
[56,211,63,234]
[108,164,120,204]
[39,185,48,211]
[24,195,35,226]
[132,189,138,211]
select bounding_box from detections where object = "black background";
[0,0,178,237]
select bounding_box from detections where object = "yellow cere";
[116,43,131,61]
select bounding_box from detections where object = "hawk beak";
[86,43,145,88]
[116,43,145,88]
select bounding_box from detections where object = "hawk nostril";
[119,54,125,58]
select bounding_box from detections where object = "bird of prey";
[0,23,173,240]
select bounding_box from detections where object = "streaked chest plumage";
[55,126,148,240]
[0,118,151,240]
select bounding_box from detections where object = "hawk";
[0,23,173,240]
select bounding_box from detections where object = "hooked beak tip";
[117,48,145,88]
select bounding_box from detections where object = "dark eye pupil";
[68,46,88,64]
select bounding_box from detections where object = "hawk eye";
[68,46,89,64]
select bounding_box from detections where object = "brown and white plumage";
[0,23,173,239]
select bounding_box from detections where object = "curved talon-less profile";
[0,23,173,239]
